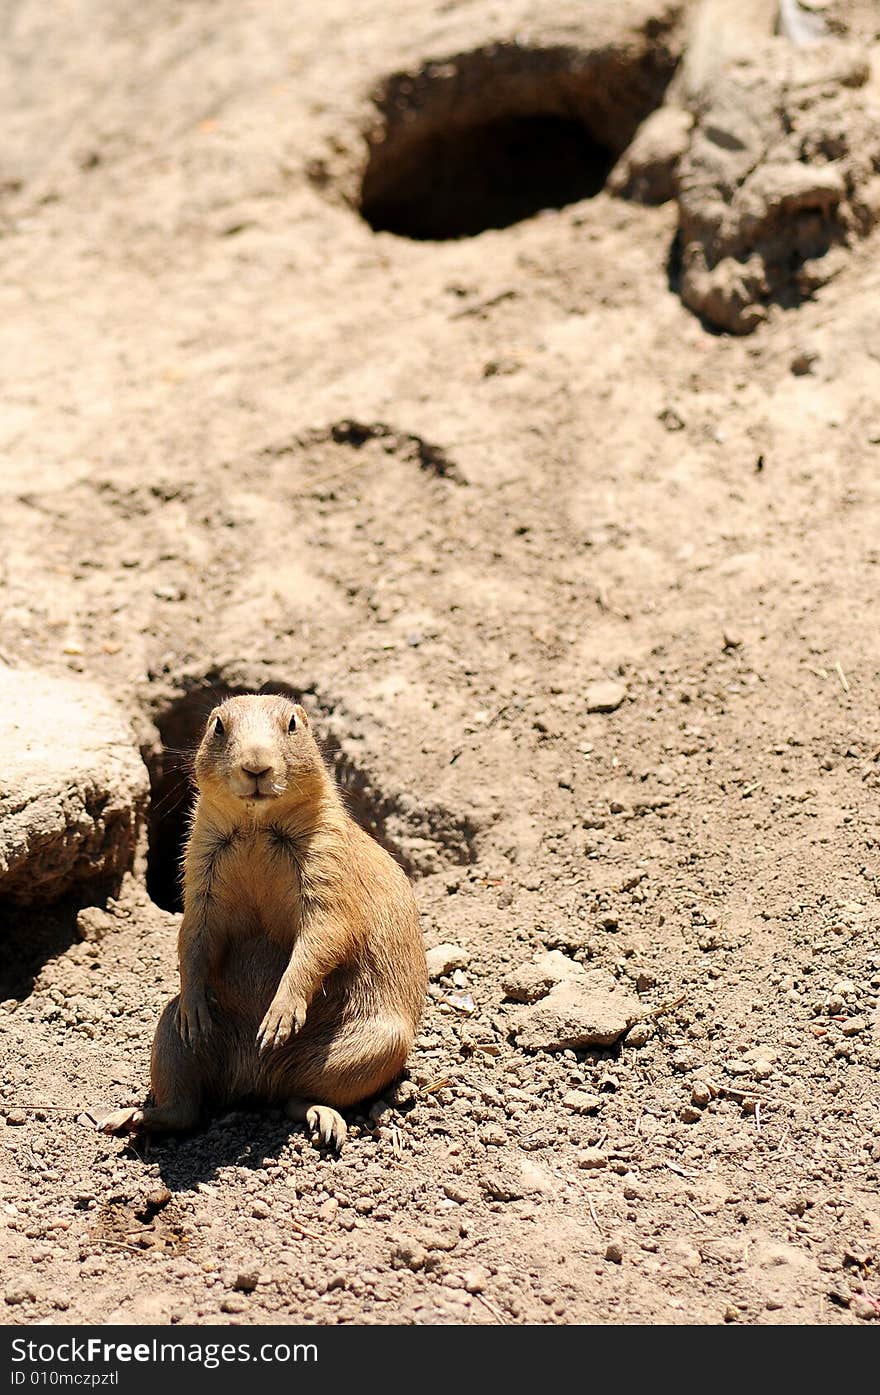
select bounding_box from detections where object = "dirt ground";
[3,0,880,1326]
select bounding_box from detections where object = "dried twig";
[717,1084,786,1107]
[420,1076,454,1095]
[643,993,686,1020]
[666,1161,696,1179]
[835,661,850,693]
[586,1194,603,1235]
[289,1217,322,1241]
[3,1104,81,1113]
[475,1292,508,1324]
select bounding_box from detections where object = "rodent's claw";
[177,994,212,1049]
[257,996,307,1054]
[97,1107,145,1136]
[306,1105,347,1151]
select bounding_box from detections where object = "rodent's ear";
[293,703,310,729]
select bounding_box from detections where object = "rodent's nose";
[241,763,272,779]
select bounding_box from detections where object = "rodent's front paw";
[257,995,307,1054]
[177,992,212,1048]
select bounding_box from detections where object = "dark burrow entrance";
[355,35,682,240]
[360,113,615,240]
[144,682,419,913]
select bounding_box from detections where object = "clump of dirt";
[623,0,880,332]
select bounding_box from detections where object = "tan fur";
[101,694,426,1148]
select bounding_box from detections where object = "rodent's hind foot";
[96,1101,201,1135]
[286,1100,347,1151]
[97,1107,145,1135]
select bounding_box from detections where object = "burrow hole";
[145,683,424,913]
[358,39,679,239]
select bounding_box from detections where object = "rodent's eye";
[213,717,225,738]
[287,713,297,734]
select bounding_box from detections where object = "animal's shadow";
[118,1107,345,1192]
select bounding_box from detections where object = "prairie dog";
[101,694,426,1148]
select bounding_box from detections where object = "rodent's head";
[193,694,328,819]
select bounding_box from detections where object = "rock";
[513,978,642,1052]
[502,950,586,1003]
[690,1081,713,1109]
[134,1187,172,1221]
[220,1296,247,1314]
[391,1238,428,1271]
[790,348,818,376]
[4,1280,36,1305]
[675,20,880,333]
[577,1148,608,1170]
[462,1267,488,1294]
[0,665,148,905]
[657,406,685,432]
[624,1022,652,1047]
[386,1079,418,1108]
[679,1105,703,1123]
[232,1272,259,1293]
[840,1016,866,1037]
[481,1167,525,1202]
[413,1227,458,1254]
[442,1181,471,1204]
[584,681,627,714]
[609,105,694,204]
[250,1199,270,1219]
[518,1160,557,1196]
[75,906,118,942]
[604,1241,624,1264]
[425,943,470,978]
[562,1090,602,1115]
[727,1058,753,1077]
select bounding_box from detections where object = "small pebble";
[790,349,818,376]
[462,1267,488,1294]
[584,680,627,714]
[392,1239,427,1272]
[425,944,470,978]
[220,1296,247,1314]
[4,1284,36,1306]
[727,1059,752,1076]
[840,1017,866,1037]
[562,1090,602,1115]
[577,1147,608,1170]
[625,1023,652,1047]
